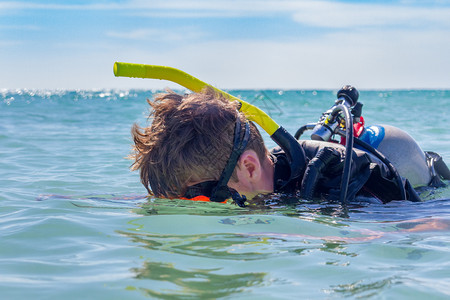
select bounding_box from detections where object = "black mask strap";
[183,114,251,207]
[210,116,250,205]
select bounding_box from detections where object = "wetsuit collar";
[272,148,302,193]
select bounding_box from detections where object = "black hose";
[294,101,408,202]
[294,124,316,140]
[300,148,341,200]
[294,105,354,203]
[330,104,353,204]
[271,126,307,188]
[294,125,309,140]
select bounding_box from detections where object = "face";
[226,150,274,200]
[227,170,257,199]
[184,150,274,201]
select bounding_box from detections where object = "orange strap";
[179,195,227,203]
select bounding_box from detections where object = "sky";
[1,0,450,90]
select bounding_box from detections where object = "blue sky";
[1,0,450,90]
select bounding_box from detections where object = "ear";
[236,150,262,182]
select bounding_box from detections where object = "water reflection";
[118,230,280,260]
[326,277,400,298]
[119,228,270,297]
[119,229,362,298]
[135,196,355,219]
[134,187,450,221]
[134,198,249,217]
[131,261,266,299]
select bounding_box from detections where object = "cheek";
[228,180,249,195]
[228,173,252,195]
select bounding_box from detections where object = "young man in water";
[130,88,447,205]
[130,88,273,202]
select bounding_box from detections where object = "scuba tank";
[359,124,450,187]
[295,86,450,197]
[359,125,430,187]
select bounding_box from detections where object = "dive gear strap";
[183,114,250,207]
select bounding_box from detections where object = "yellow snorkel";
[113,62,306,184]
[113,62,279,135]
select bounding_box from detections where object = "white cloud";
[120,0,450,31]
[64,28,449,90]
[3,0,450,29]
[292,1,450,28]
[4,29,449,90]
[175,32,449,90]
[106,27,206,41]
[2,0,450,89]
[0,24,40,30]
[0,40,22,47]
[0,1,117,10]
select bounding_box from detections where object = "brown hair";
[130,87,267,198]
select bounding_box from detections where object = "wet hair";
[130,87,268,198]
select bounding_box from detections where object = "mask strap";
[210,115,251,205]
[183,114,251,207]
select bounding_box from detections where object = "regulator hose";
[330,104,354,204]
[298,104,354,203]
[300,147,341,200]
[294,124,316,140]
[295,83,408,202]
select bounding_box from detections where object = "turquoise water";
[1,89,450,299]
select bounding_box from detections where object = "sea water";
[1,89,449,299]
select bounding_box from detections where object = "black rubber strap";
[210,116,250,202]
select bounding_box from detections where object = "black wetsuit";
[272,140,421,203]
